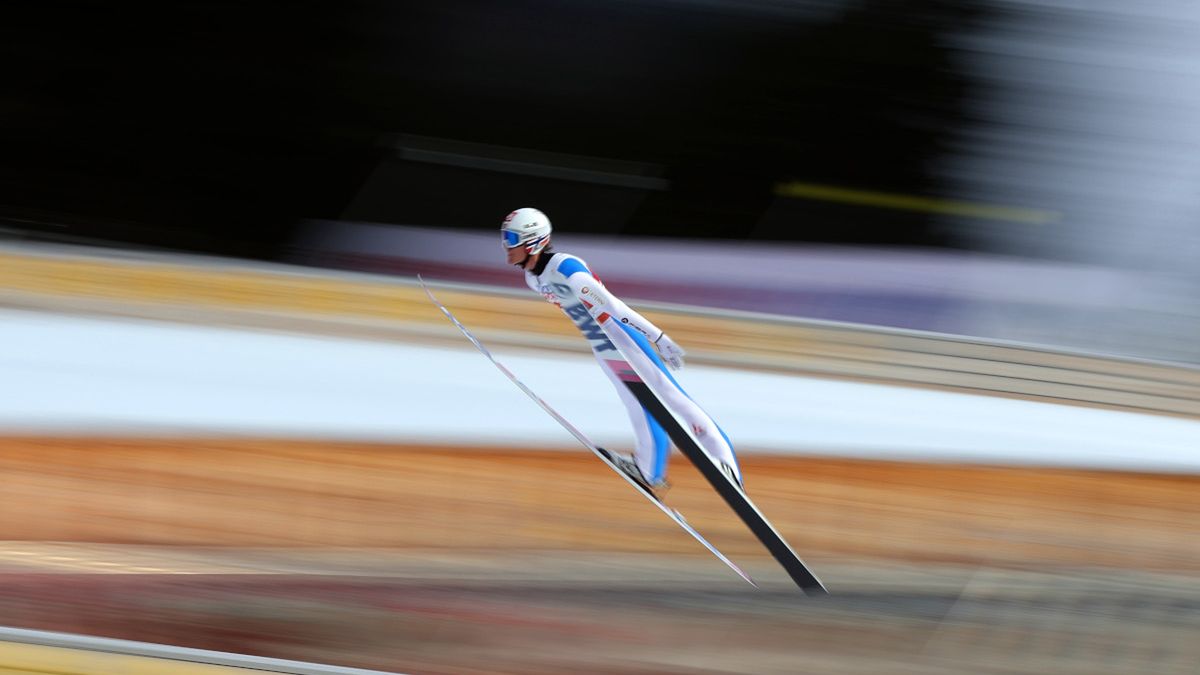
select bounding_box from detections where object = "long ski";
[626,378,827,596]
[595,308,829,596]
[420,277,757,588]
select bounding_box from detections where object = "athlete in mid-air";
[501,207,744,497]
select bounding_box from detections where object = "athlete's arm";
[558,256,686,369]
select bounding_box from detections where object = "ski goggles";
[501,229,523,248]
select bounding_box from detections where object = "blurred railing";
[2,243,1197,416]
[0,626,402,675]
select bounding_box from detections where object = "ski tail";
[628,378,827,596]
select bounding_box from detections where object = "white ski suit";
[524,250,743,484]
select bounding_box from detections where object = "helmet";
[500,207,552,255]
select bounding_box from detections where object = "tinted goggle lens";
[502,230,522,248]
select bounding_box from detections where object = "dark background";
[3,0,992,260]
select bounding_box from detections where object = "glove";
[654,332,686,370]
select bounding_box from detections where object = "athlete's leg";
[604,320,744,484]
[597,354,670,483]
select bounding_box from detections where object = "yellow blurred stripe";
[775,181,1061,224]
[0,641,251,674]
[0,250,573,339]
[0,251,417,319]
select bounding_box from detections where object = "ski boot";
[597,448,670,499]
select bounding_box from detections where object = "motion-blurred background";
[2,1,1198,674]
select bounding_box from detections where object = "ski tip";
[418,275,441,304]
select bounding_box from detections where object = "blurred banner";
[293,221,1200,364]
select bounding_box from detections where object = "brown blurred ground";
[2,437,1196,570]
[2,437,1198,674]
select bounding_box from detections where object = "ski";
[624,379,827,596]
[420,277,757,588]
[596,311,829,596]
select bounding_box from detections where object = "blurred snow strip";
[2,308,1197,473]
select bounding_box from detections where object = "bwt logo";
[563,303,616,352]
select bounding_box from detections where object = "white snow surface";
[2,308,1197,473]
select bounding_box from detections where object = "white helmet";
[501,207,552,255]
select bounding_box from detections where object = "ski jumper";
[525,251,743,484]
